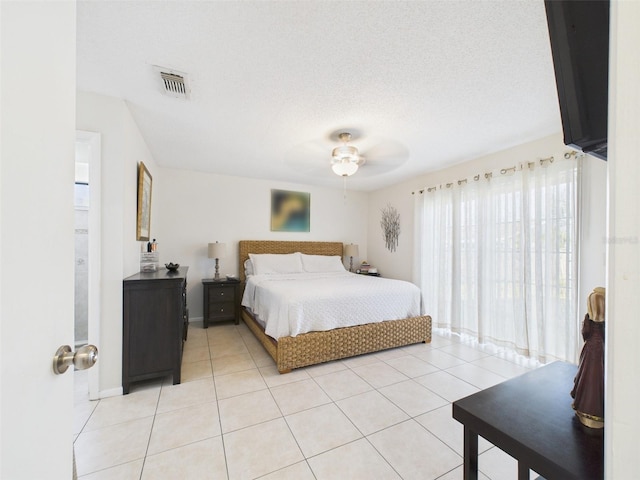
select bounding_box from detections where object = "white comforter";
[241,271,423,339]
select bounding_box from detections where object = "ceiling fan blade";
[283,139,334,177]
[354,164,395,177]
[283,134,409,180]
[360,140,409,167]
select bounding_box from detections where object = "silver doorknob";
[53,344,98,375]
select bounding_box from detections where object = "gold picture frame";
[136,161,152,241]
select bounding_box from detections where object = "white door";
[1,2,78,478]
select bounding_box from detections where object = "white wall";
[367,133,608,324]
[154,168,369,319]
[579,155,608,319]
[76,92,159,396]
[606,1,640,476]
[366,182,415,281]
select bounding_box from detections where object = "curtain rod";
[411,151,581,195]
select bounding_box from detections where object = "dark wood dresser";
[202,278,241,327]
[122,266,188,394]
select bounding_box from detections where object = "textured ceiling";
[77,0,561,191]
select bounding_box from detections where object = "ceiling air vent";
[154,66,190,99]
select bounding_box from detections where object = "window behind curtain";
[415,158,580,363]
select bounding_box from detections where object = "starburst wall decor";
[380,203,400,252]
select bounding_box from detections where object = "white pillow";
[244,258,254,277]
[248,252,303,275]
[301,254,346,273]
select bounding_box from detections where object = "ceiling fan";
[284,129,409,180]
[330,132,365,177]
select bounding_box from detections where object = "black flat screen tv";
[544,0,609,160]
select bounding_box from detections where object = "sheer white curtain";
[414,158,580,363]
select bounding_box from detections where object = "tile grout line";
[237,323,313,478]
[137,375,166,480]
[208,327,232,480]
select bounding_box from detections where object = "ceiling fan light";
[330,131,360,177]
[332,145,359,162]
[332,160,359,177]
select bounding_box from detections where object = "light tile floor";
[74,321,543,480]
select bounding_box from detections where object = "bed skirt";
[241,307,432,373]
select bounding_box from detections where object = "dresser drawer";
[208,286,235,302]
[207,301,235,320]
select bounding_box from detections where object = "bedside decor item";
[344,243,359,272]
[571,286,605,429]
[165,262,179,272]
[208,241,227,281]
[357,260,371,274]
[380,203,400,252]
[136,161,152,241]
[271,189,310,232]
[356,261,380,276]
[140,252,159,272]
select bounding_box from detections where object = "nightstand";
[202,278,241,327]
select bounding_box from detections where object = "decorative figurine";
[571,287,605,429]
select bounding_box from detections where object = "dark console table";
[453,361,603,480]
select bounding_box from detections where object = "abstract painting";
[271,189,310,232]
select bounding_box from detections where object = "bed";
[239,240,432,373]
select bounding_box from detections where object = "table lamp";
[208,241,227,281]
[344,243,359,272]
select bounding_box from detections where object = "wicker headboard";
[238,240,344,282]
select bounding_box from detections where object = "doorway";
[75,151,89,346]
[75,130,101,400]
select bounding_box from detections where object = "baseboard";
[98,386,123,399]
[189,316,204,323]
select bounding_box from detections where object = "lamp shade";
[331,138,361,177]
[344,243,359,257]
[331,160,359,177]
[208,242,227,259]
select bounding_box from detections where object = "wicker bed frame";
[239,240,432,373]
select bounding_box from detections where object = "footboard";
[242,308,432,373]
